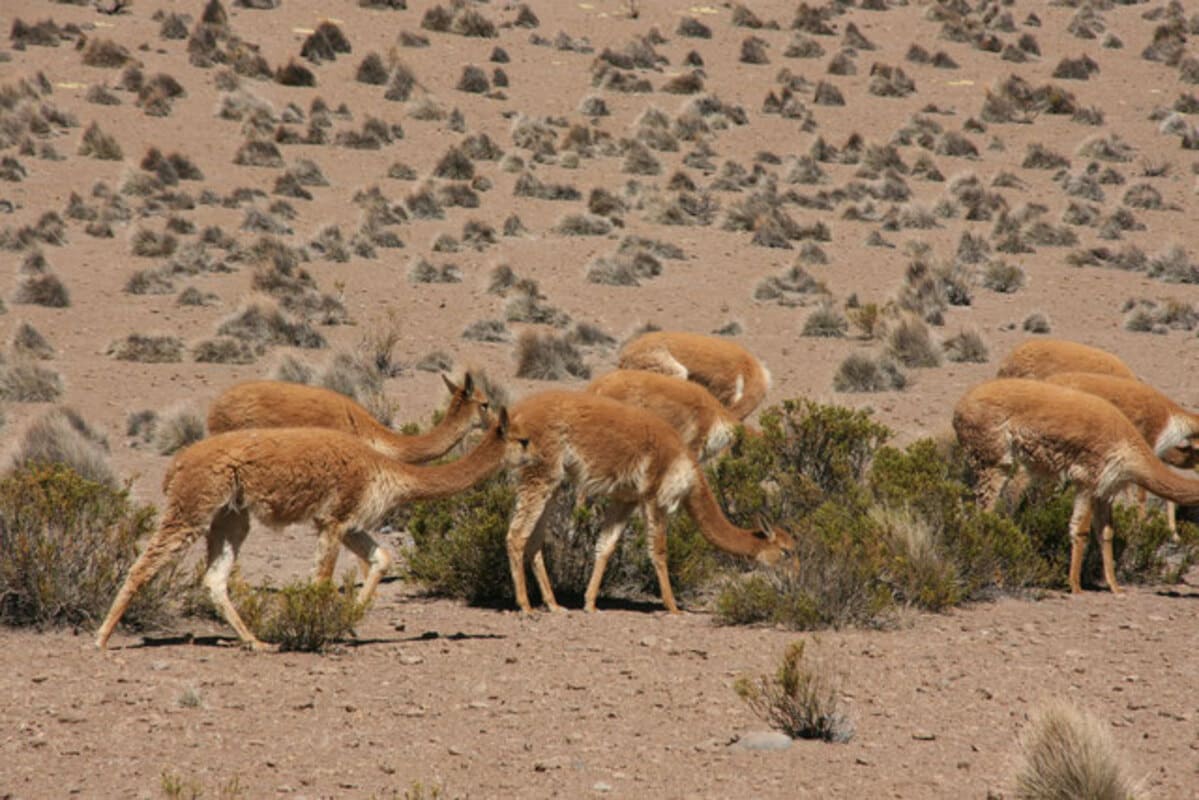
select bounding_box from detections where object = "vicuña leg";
[644,502,679,613]
[341,528,393,606]
[506,479,557,612]
[583,501,636,612]
[1093,501,1122,595]
[96,514,205,649]
[1067,491,1094,594]
[312,519,370,585]
[973,466,1009,512]
[203,508,263,649]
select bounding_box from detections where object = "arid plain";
[2,0,1199,797]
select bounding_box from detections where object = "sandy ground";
[2,0,1199,796]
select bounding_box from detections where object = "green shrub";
[258,576,366,652]
[0,463,172,630]
[733,640,854,742]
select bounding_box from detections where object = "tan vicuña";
[95,410,533,650]
[1046,371,1199,531]
[618,331,771,420]
[207,372,491,464]
[586,369,741,460]
[953,379,1199,594]
[996,339,1136,381]
[505,391,792,614]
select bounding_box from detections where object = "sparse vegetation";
[734,640,853,742]
[1013,701,1140,800]
[514,330,589,381]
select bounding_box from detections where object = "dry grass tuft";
[11,407,113,486]
[514,330,589,381]
[1013,701,1140,800]
[734,641,853,743]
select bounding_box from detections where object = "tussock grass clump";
[152,406,205,455]
[81,37,136,68]
[734,641,853,742]
[13,273,70,307]
[130,228,178,258]
[78,122,122,160]
[192,336,259,364]
[983,260,1026,293]
[755,266,827,306]
[833,353,906,392]
[107,333,185,363]
[801,303,848,338]
[1013,701,1140,800]
[1023,312,1051,333]
[0,361,63,402]
[11,407,112,486]
[275,60,316,87]
[462,319,510,343]
[943,330,989,363]
[514,330,589,381]
[553,214,612,236]
[885,316,940,367]
[0,463,173,630]
[10,321,54,360]
[217,301,327,349]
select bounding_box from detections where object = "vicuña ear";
[441,373,459,394]
[462,371,475,395]
[756,514,772,537]
[497,406,509,437]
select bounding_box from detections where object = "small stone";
[912,731,937,741]
[639,636,659,648]
[593,782,612,792]
[728,731,793,751]
[399,655,424,666]
[448,745,464,756]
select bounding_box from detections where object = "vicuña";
[96,409,533,650]
[952,379,1199,594]
[207,372,491,464]
[618,331,771,420]
[1045,371,1199,531]
[505,391,792,614]
[996,339,1135,381]
[586,369,741,460]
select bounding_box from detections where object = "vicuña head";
[96,407,529,650]
[206,371,493,464]
[617,330,771,420]
[953,378,1199,595]
[504,391,792,614]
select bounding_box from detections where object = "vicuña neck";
[683,470,766,558]
[395,428,505,502]
[1133,452,1199,506]
[379,408,473,464]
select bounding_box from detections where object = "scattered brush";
[355,52,389,85]
[1013,701,1140,800]
[1022,312,1051,333]
[13,272,70,308]
[553,214,612,237]
[217,300,327,349]
[462,319,510,343]
[514,330,589,381]
[0,360,64,402]
[456,65,489,94]
[832,353,907,392]
[802,303,849,338]
[734,641,854,743]
[1052,55,1100,80]
[10,321,54,360]
[943,329,989,363]
[152,406,206,455]
[192,336,260,364]
[886,316,941,367]
[81,37,136,68]
[107,333,185,363]
[982,260,1026,293]
[276,60,316,87]
[78,122,122,160]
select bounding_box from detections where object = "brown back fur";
[618,331,770,420]
[205,374,489,463]
[995,339,1136,381]
[953,379,1199,505]
[586,370,739,459]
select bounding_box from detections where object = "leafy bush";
[256,576,366,652]
[734,640,853,742]
[0,463,172,630]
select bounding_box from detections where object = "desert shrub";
[801,303,848,337]
[252,575,366,652]
[81,37,135,68]
[107,333,185,363]
[832,353,907,392]
[10,321,54,360]
[10,407,113,487]
[0,462,172,630]
[885,316,940,367]
[1013,701,1140,800]
[217,302,326,349]
[983,260,1026,292]
[0,361,64,402]
[943,329,989,363]
[78,122,122,160]
[462,319,510,343]
[152,407,206,455]
[514,330,589,380]
[1023,312,1051,333]
[733,640,853,742]
[13,273,70,307]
